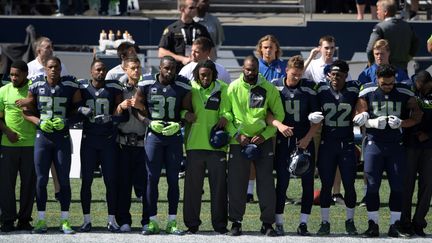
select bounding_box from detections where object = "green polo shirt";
[0,81,36,147]
[226,73,284,143]
[186,79,231,151]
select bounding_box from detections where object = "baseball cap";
[209,125,229,149]
[240,143,261,161]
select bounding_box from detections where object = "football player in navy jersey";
[268,55,322,236]
[77,59,126,232]
[315,60,360,236]
[134,56,193,235]
[354,64,422,238]
[18,56,81,234]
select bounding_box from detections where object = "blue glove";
[162,122,180,136]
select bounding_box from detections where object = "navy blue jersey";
[316,80,360,141]
[29,75,79,131]
[138,74,191,122]
[271,78,319,138]
[359,82,414,143]
[79,79,123,136]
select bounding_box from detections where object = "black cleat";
[79,222,92,232]
[260,223,277,237]
[185,226,198,234]
[228,222,242,236]
[362,220,379,238]
[215,227,228,234]
[16,221,33,231]
[0,221,15,232]
[297,222,311,236]
[388,221,408,238]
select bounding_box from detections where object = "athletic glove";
[149,120,165,133]
[94,114,112,124]
[39,119,54,133]
[51,117,65,130]
[353,112,369,126]
[162,121,181,136]
[365,116,387,129]
[307,111,324,124]
[78,106,93,118]
[388,115,402,129]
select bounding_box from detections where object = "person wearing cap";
[182,59,230,234]
[400,70,432,237]
[354,64,422,237]
[224,55,284,236]
[358,39,410,85]
[267,55,322,236]
[0,60,36,232]
[315,60,361,236]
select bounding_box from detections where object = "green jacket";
[226,73,284,143]
[186,79,231,151]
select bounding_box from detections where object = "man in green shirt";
[0,60,37,232]
[183,60,231,234]
[225,55,284,236]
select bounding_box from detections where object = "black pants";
[228,139,275,224]
[0,146,35,224]
[183,150,227,231]
[116,144,148,226]
[401,147,432,229]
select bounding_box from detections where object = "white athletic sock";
[108,215,116,224]
[60,211,69,220]
[321,208,330,223]
[38,211,45,220]
[150,215,158,221]
[300,213,309,224]
[168,215,176,221]
[346,207,355,220]
[83,214,91,224]
[275,214,284,225]
[247,180,255,194]
[390,211,401,225]
[367,211,379,224]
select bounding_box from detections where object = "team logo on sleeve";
[151,88,157,94]
[39,88,45,93]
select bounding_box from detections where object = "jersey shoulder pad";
[359,82,378,97]
[299,79,317,95]
[316,81,330,93]
[138,75,156,87]
[31,74,45,82]
[29,80,46,89]
[175,80,192,90]
[105,79,123,90]
[77,79,89,89]
[270,77,284,90]
[395,82,415,97]
[176,74,191,85]
[345,80,361,93]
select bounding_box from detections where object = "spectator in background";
[356,0,377,20]
[255,35,286,82]
[105,42,141,82]
[358,39,410,85]
[100,0,127,16]
[56,0,84,16]
[303,35,336,84]
[179,37,231,84]
[193,0,224,57]
[158,0,214,73]
[366,0,419,71]
[27,37,69,79]
[427,34,432,54]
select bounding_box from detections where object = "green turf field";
[20,175,431,234]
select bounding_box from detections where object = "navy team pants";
[363,140,406,212]
[275,137,315,214]
[317,139,357,209]
[34,130,72,211]
[80,133,119,215]
[144,131,183,217]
